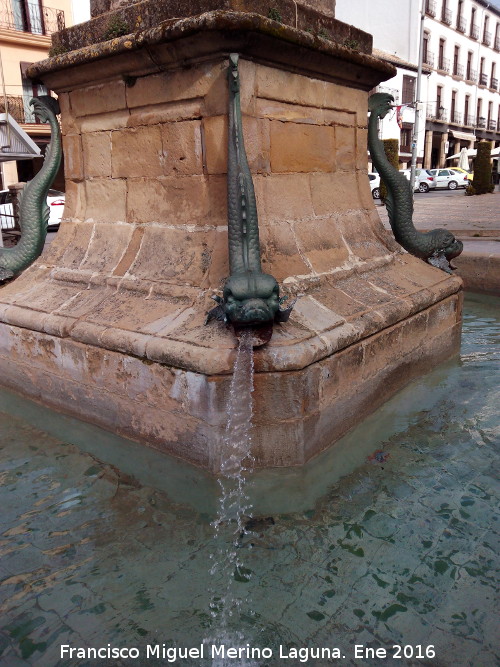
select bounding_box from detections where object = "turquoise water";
[0,294,498,666]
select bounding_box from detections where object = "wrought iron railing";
[376,85,400,103]
[456,16,467,33]
[425,0,437,17]
[482,31,491,46]
[423,50,435,67]
[488,120,497,131]
[438,57,450,73]
[495,36,500,52]
[470,24,479,40]
[491,78,498,90]
[0,95,45,124]
[477,117,486,129]
[441,8,452,24]
[453,63,464,78]
[438,107,448,122]
[0,1,64,35]
[0,95,26,123]
[466,68,477,82]
[451,111,463,125]
[465,114,476,127]
[427,104,448,121]
[479,72,488,86]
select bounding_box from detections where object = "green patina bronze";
[206,54,294,330]
[368,93,463,273]
[0,96,62,283]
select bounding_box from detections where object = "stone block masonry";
[0,11,463,471]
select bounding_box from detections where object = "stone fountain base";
[0,10,463,472]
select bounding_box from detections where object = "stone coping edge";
[54,0,370,55]
[0,273,463,375]
[27,11,396,86]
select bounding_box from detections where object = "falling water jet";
[205,330,259,666]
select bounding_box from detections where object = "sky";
[70,0,500,26]
[72,0,90,25]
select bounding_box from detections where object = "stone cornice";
[0,28,51,49]
[28,11,395,91]
[57,0,363,54]
[21,124,51,136]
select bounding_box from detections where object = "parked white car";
[368,172,381,199]
[429,168,469,189]
[400,169,437,193]
[46,189,66,228]
[0,188,65,232]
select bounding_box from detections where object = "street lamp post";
[410,2,425,192]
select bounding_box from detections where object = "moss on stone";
[48,44,69,57]
[267,7,282,22]
[103,16,130,40]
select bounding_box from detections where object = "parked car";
[428,168,468,189]
[400,168,437,193]
[368,172,381,199]
[450,166,473,180]
[46,189,65,229]
[0,191,15,230]
[0,188,65,232]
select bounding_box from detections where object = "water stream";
[207,331,258,665]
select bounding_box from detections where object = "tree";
[380,139,399,205]
[466,141,494,195]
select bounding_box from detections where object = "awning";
[0,113,41,162]
[447,148,476,159]
[447,146,500,159]
[449,130,476,141]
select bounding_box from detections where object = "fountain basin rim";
[0,271,462,375]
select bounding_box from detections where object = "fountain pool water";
[0,294,498,666]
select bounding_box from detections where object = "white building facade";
[422,0,500,168]
[336,0,500,169]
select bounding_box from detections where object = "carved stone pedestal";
[0,9,462,472]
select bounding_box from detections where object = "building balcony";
[0,94,44,124]
[495,36,500,52]
[451,111,463,125]
[477,117,486,129]
[465,114,476,127]
[453,63,464,78]
[488,120,497,131]
[479,72,488,86]
[491,78,499,90]
[425,0,437,18]
[423,50,435,67]
[427,104,448,121]
[482,31,492,46]
[456,15,467,33]
[437,57,450,73]
[466,68,477,82]
[470,24,479,40]
[376,85,400,103]
[441,8,452,25]
[0,1,64,36]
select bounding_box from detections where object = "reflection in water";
[0,295,498,666]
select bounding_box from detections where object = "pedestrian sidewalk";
[376,189,500,296]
